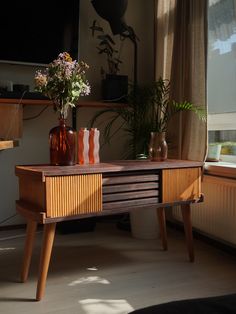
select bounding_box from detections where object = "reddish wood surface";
[36,223,56,301]
[20,220,37,283]
[15,160,203,179]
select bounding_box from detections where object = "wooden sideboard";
[15,159,203,301]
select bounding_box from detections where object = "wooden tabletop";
[15,159,203,181]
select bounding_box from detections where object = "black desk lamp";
[91,0,138,87]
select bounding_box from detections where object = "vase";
[149,132,168,161]
[77,128,89,165]
[49,117,76,166]
[89,128,100,164]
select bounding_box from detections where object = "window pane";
[208,0,236,163]
[208,0,236,114]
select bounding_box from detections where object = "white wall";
[0,0,154,226]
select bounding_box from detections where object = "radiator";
[172,175,236,246]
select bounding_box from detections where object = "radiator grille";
[172,175,236,245]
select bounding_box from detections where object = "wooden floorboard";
[0,222,236,313]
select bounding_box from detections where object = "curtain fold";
[155,0,208,161]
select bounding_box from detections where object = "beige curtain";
[155,0,208,161]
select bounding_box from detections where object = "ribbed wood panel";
[172,175,236,245]
[45,174,102,218]
[103,172,159,210]
[162,168,201,203]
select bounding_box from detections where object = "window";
[208,0,236,162]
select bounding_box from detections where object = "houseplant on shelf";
[90,77,206,160]
[90,20,128,102]
[34,52,90,166]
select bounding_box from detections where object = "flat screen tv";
[0,0,80,66]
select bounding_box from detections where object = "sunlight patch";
[79,299,134,314]
[87,267,98,271]
[69,276,110,286]
[0,247,16,251]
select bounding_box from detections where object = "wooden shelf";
[0,98,52,106]
[0,98,126,108]
[0,140,19,150]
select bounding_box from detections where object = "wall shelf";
[0,99,126,140]
[0,98,126,108]
[0,98,52,106]
[0,140,19,150]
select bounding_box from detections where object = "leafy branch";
[89,77,206,158]
[90,20,124,75]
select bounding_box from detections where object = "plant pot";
[130,208,159,239]
[102,74,128,102]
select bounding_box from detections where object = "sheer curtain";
[155,0,208,161]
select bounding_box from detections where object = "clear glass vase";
[49,116,76,166]
[149,132,168,161]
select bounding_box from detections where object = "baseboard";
[0,224,26,231]
[167,219,236,257]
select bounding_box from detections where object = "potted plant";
[90,77,206,160]
[90,20,128,102]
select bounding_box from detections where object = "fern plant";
[90,77,206,158]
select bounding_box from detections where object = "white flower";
[35,71,47,87]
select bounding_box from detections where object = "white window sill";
[204,161,236,179]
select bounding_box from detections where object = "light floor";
[1,222,236,314]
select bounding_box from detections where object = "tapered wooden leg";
[21,220,37,283]
[181,204,194,262]
[157,207,168,251]
[36,223,56,301]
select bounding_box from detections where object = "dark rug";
[128,294,236,314]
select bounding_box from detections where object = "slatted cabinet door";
[102,171,160,210]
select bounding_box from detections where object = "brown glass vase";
[49,117,76,166]
[149,132,168,161]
